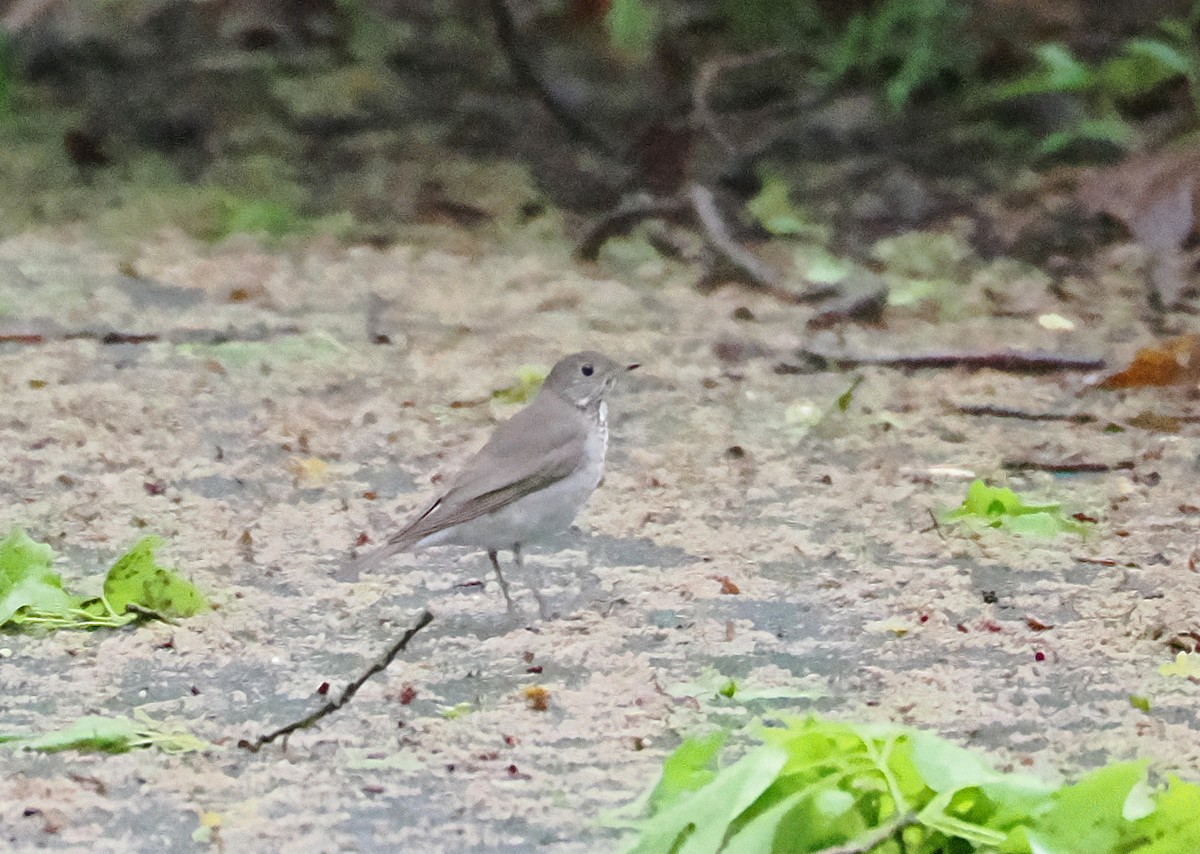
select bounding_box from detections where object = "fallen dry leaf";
[523,685,549,712]
[1099,335,1200,389]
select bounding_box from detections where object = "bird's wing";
[361,394,587,562]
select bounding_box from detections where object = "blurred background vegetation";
[0,0,1196,266]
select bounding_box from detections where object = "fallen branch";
[1002,458,1134,474]
[1073,555,1126,567]
[953,404,1098,424]
[688,183,783,290]
[796,348,1106,374]
[0,324,304,347]
[239,610,434,752]
[693,48,784,157]
[487,0,622,159]
[577,195,690,261]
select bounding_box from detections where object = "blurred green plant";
[0,529,208,630]
[725,0,974,110]
[821,0,971,110]
[606,0,662,62]
[0,37,9,116]
[614,716,1200,853]
[985,6,1200,155]
[942,479,1090,537]
[2,710,206,755]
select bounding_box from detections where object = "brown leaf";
[1126,412,1182,433]
[523,685,549,711]
[1099,335,1200,389]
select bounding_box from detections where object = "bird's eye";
[581,364,594,377]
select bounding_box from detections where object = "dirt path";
[1,227,1198,852]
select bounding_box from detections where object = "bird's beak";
[626,363,640,372]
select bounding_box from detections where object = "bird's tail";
[348,535,415,575]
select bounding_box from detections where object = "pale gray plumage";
[357,351,635,616]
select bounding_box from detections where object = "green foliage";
[4,711,206,755]
[0,529,208,630]
[746,173,819,237]
[95,536,208,618]
[440,702,474,719]
[0,31,13,121]
[836,375,864,412]
[619,717,1200,853]
[825,0,970,110]
[942,480,1090,537]
[217,196,307,240]
[986,14,1200,155]
[0,529,77,626]
[177,332,348,369]
[605,0,661,62]
[1160,651,1200,678]
[725,0,974,110]
[493,365,547,405]
[722,0,824,49]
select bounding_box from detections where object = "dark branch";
[239,610,435,752]
[953,404,1098,423]
[796,349,1106,374]
[1002,458,1134,474]
[577,195,691,260]
[487,0,622,159]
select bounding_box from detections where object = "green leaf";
[624,747,788,854]
[99,537,208,618]
[943,480,1089,537]
[19,715,141,754]
[177,332,348,369]
[1038,117,1133,156]
[6,712,207,754]
[220,197,305,238]
[990,43,1094,100]
[604,0,660,61]
[493,366,547,405]
[647,732,727,813]
[1026,762,1148,853]
[621,716,1200,854]
[1131,776,1200,854]
[1100,39,1191,101]
[746,174,810,237]
[1160,651,1200,678]
[837,375,864,412]
[0,529,80,626]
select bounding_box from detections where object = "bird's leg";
[488,549,515,612]
[514,543,551,620]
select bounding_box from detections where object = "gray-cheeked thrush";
[357,351,638,617]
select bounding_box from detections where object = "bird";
[357,351,638,617]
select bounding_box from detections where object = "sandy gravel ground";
[1,226,1198,852]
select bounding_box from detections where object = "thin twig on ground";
[239,610,434,752]
[797,348,1106,374]
[0,325,305,347]
[953,404,1098,423]
[1073,555,1125,567]
[1002,458,1134,474]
